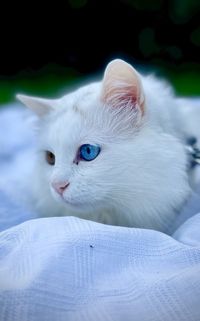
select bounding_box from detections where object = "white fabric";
[0,102,200,321]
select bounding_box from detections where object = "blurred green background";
[0,0,199,105]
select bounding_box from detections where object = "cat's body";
[18,59,195,232]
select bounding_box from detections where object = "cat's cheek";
[49,186,61,203]
[42,164,54,182]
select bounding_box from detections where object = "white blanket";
[0,103,200,321]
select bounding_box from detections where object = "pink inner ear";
[102,82,145,115]
[101,60,145,115]
[106,87,136,106]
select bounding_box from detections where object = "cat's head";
[17,59,146,211]
[17,59,189,228]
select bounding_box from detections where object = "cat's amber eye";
[45,151,55,165]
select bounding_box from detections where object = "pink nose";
[52,181,70,195]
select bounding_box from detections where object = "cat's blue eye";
[79,144,101,161]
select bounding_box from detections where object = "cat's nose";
[52,181,70,195]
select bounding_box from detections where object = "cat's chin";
[62,199,99,214]
[51,191,97,213]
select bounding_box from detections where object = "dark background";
[0,0,200,103]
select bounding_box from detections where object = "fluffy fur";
[17,59,192,232]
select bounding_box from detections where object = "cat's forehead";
[42,110,88,152]
[42,82,103,146]
[50,83,102,130]
[60,82,101,113]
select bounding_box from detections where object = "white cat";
[17,59,193,232]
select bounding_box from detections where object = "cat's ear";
[101,59,145,115]
[16,94,58,116]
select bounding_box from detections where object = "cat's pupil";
[87,147,91,154]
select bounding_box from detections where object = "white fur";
[18,60,192,232]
